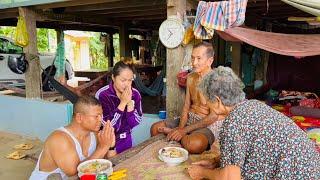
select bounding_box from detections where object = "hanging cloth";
[54,32,65,78]
[193,0,248,39]
[216,27,320,57]
[134,71,164,96]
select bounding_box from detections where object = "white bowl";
[158,147,188,166]
[77,159,113,178]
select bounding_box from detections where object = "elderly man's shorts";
[164,117,214,145]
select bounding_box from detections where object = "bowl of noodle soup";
[158,147,188,166]
[77,159,113,177]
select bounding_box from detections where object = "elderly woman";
[187,66,319,180]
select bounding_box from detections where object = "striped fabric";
[194,1,213,39]
[194,0,248,39]
[225,0,248,28]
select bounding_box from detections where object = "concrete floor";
[0,131,43,180]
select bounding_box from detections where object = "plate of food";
[77,159,113,177]
[158,147,188,166]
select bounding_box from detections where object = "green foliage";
[0,26,16,38]
[0,26,56,53]
[1,26,120,70]
[37,28,49,52]
[89,32,108,70]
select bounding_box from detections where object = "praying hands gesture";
[119,87,133,111]
[97,120,115,150]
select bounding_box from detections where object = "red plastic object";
[80,174,96,180]
[177,71,188,88]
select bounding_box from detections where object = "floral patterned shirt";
[219,100,320,179]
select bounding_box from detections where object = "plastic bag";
[183,25,195,45]
[15,16,29,47]
[177,71,188,88]
[176,44,193,88]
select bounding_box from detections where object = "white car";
[0,36,74,91]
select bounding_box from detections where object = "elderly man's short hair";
[193,41,214,58]
[199,66,245,106]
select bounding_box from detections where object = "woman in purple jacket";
[95,61,142,153]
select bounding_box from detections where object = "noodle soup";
[77,159,113,177]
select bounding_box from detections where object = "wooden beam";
[64,0,166,12]
[166,0,186,119]
[116,15,166,21]
[91,7,165,15]
[0,12,18,20]
[111,12,165,18]
[34,0,121,10]
[35,9,120,28]
[19,7,41,99]
[36,21,118,33]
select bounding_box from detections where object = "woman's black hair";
[112,60,134,77]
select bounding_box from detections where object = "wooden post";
[213,34,219,68]
[263,23,272,84]
[119,23,130,58]
[218,37,225,66]
[231,42,241,77]
[166,0,186,119]
[108,33,114,67]
[19,7,41,99]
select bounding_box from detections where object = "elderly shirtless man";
[30,96,115,180]
[151,42,217,153]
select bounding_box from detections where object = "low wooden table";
[109,134,165,166]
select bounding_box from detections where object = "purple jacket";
[95,82,143,153]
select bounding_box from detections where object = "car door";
[0,37,25,84]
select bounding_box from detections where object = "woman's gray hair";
[199,66,245,106]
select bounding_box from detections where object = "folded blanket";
[290,106,320,119]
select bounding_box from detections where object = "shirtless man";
[30,96,115,180]
[151,42,217,154]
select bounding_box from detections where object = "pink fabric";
[217,27,320,57]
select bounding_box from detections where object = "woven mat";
[113,139,192,180]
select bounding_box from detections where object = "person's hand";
[97,120,115,150]
[120,87,132,105]
[167,128,186,141]
[192,160,215,169]
[187,165,206,180]
[127,100,135,112]
[106,150,117,158]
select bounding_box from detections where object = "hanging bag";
[15,16,29,47]
[177,44,193,88]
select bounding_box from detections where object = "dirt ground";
[0,131,43,180]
